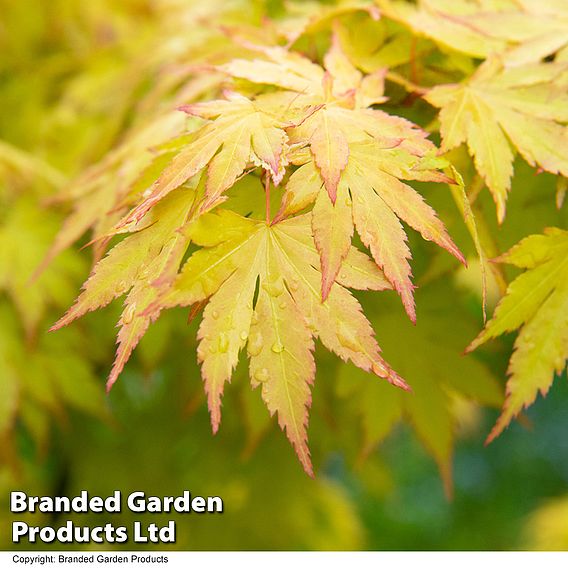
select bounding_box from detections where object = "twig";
[385,71,428,95]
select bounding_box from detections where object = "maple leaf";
[376,0,510,59]
[426,58,568,222]
[220,40,397,197]
[149,210,409,475]
[1,303,107,454]
[378,0,568,65]
[460,0,568,67]
[277,0,381,45]
[116,92,292,230]
[0,140,66,190]
[0,197,85,338]
[467,228,568,443]
[337,291,502,495]
[277,140,463,319]
[51,187,196,391]
[221,42,464,312]
[36,112,189,274]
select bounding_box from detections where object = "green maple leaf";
[426,58,568,221]
[338,297,502,493]
[37,112,189,273]
[468,228,568,442]
[147,210,409,475]
[51,187,197,390]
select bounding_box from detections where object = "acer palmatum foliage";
[43,0,568,479]
[51,39,465,475]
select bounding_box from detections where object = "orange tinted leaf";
[312,180,353,300]
[153,212,408,474]
[117,94,289,229]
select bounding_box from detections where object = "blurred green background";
[1,0,567,551]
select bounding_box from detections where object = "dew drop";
[247,332,263,356]
[337,324,362,353]
[288,278,299,291]
[271,342,284,354]
[165,235,178,248]
[371,363,384,376]
[116,280,129,295]
[212,310,220,320]
[240,331,248,341]
[218,332,229,353]
[305,317,317,331]
[254,368,270,383]
[262,280,284,297]
[122,303,136,325]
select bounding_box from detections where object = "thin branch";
[385,71,428,95]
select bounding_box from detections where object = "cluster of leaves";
[468,228,568,441]
[0,143,106,469]
[3,0,567,486]
[51,36,471,475]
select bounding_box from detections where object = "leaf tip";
[464,331,485,354]
[484,424,502,446]
[48,321,62,333]
[48,312,73,333]
[320,275,334,302]
[178,104,197,115]
[456,248,467,267]
[105,374,118,394]
[302,456,315,478]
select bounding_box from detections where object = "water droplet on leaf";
[218,332,229,353]
[337,323,361,352]
[116,280,129,295]
[247,332,263,356]
[122,303,137,324]
[262,280,284,297]
[254,368,270,383]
